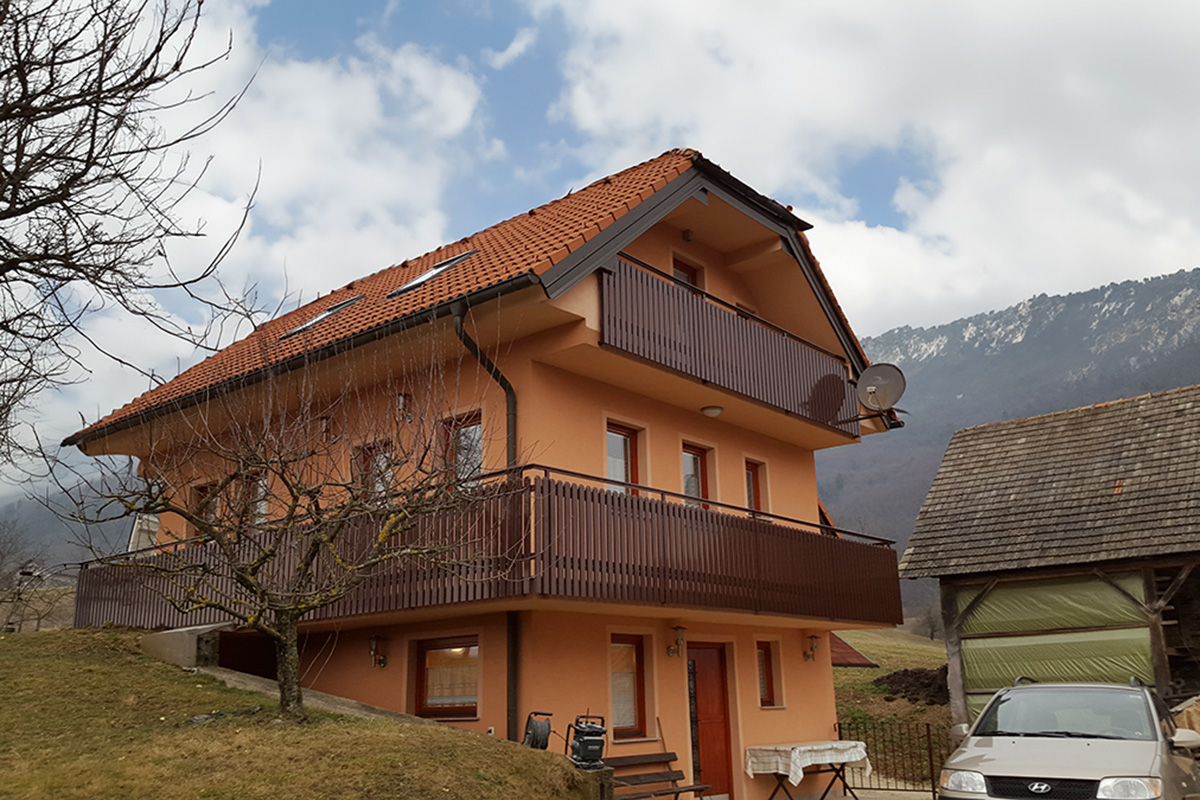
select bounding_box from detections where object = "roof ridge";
[956,382,1200,435]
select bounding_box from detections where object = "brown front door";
[688,643,733,798]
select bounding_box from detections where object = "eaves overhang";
[62,272,542,450]
[540,157,868,378]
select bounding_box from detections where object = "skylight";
[387,250,477,299]
[279,294,365,340]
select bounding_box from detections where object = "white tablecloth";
[745,740,871,786]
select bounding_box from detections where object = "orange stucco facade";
[74,154,902,800]
[296,609,843,800]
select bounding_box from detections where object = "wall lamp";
[701,405,724,418]
[396,393,414,423]
[667,625,687,657]
[369,637,388,668]
[803,634,820,661]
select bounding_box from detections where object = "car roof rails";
[1013,676,1039,686]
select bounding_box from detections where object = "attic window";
[388,250,477,299]
[279,295,365,340]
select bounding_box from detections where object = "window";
[239,473,267,528]
[353,442,393,501]
[757,641,779,707]
[611,634,646,738]
[445,413,483,482]
[672,258,700,288]
[389,250,477,298]
[190,482,218,533]
[279,295,364,340]
[682,445,709,507]
[416,636,479,718]
[606,422,638,492]
[745,461,763,512]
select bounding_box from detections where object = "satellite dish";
[857,363,906,412]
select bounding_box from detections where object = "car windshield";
[974,687,1155,741]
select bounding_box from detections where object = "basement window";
[416,636,479,718]
[388,250,477,298]
[279,295,364,340]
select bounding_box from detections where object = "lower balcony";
[74,466,902,630]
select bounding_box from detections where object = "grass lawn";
[0,629,596,800]
[834,628,951,727]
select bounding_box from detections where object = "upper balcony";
[599,257,861,439]
[74,466,902,631]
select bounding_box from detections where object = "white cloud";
[482,27,537,70]
[530,0,1200,336]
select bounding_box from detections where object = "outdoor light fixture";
[397,393,414,423]
[318,417,334,442]
[701,405,724,418]
[369,637,387,668]
[667,625,687,657]
[803,635,820,661]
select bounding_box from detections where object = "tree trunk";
[272,611,305,720]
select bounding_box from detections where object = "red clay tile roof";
[65,148,867,446]
[829,634,879,668]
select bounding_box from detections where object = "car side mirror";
[951,723,970,742]
[1170,728,1200,750]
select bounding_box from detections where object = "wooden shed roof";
[899,383,1200,579]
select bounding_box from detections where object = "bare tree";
[0,0,251,460]
[0,516,74,633]
[908,601,944,641]
[0,515,38,592]
[56,357,517,720]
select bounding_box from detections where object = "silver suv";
[940,681,1200,800]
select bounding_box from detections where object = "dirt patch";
[872,665,949,705]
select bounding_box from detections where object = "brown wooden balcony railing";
[73,466,901,630]
[600,257,861,436]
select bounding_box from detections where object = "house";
[899,384,1200,725]
[67,149,903,799]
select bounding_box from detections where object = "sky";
[18,0,1200,473]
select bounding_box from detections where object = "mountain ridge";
[818,266,1200,607]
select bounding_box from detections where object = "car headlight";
[1097,778,1163,799]
[940,770,987,794]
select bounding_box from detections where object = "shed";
[899,384,1200,723]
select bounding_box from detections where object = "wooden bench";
[605,751,710,800]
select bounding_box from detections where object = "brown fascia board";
[780,233,871,377]
[538,169,711,299]
[62,272,543,450]
[690,154,815,233]
[541,156,815,299]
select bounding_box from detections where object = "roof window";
[388,250,477,299]
[279,294,365,340]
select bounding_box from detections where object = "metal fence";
[837,719,954,800]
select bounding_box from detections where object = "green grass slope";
[0,629,596,800]
[834,629,950,727]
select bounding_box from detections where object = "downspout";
[507,610,520,742]
[451,302,517,468]
[451,302,520,740]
